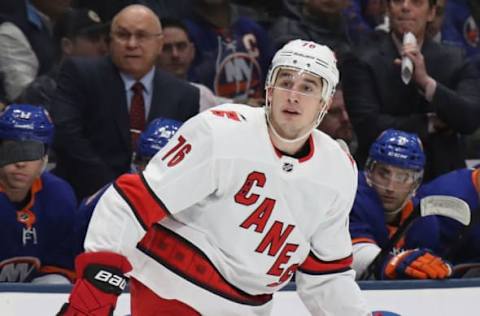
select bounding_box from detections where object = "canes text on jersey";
[234,171,299,287]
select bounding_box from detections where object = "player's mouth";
[282,108,301,116]
[11,173,29,182]
[396,17,415,25]
[125,55,142,59]
[380,194,396,203]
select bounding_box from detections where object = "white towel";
[401,32,417,85]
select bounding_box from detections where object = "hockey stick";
[452,262,480,278]
[359,195,471,280]
[444,204,480,278]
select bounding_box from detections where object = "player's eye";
[377,169,390,180]
[277,80,293,89]
[301,84,314,93]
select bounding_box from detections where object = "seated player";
[416,167,480,275]
[350,129,451,280]
[0,104,77,283]
[74,117,182,256]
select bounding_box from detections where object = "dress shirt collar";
[120,67,155,96]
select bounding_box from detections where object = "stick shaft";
[359,205,420,280]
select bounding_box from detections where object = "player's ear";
[266,87,273,102]
[61,38,74,56]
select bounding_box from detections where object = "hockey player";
[416,167,480,268]
[350,129,451,280]
[58,39,370,315]
[0,104,77,283]
[74,117,182,255]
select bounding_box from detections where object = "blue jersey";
[185,15,272,100]
[442,0,480,58]
[349,172,442,252]
[0,172,77,282]
[74,184,110,256]
[416,168,480,263]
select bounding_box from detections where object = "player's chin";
[276,125,301,140]
[383,201,403,212]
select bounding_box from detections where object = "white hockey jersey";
[85,104,369,315]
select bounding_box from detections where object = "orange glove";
[383,248,451,280]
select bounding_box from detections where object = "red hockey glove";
[57,252,132,316]
[382,248,451,280]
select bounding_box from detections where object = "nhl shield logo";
[282,162,294,172]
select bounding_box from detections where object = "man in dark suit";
[51,4,200,199]
[343,0,480,180]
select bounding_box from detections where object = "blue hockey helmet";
[136,117,182,159]
[0,104,54,145]
[368,129,425,172]
[0,104,54,167]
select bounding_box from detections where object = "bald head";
[110,4,164,79]
[112,5,162,33]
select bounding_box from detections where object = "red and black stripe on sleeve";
[298,251,353,275]
[113,173,171,230]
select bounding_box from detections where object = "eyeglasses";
[111,30,163,44]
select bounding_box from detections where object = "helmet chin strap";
[266,113,315,144]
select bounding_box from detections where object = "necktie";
[130,82,146,149]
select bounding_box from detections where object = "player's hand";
[382,248,452,280]
[402,43,429,86]
[57,252,132,316]
[393,42,431,89]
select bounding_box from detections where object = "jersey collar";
[272,134,315,163]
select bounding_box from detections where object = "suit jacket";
[51,56,200,199]
[343,35,480,180]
